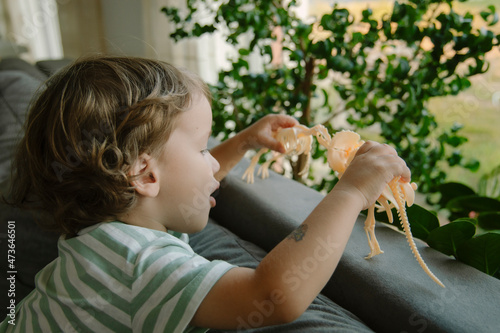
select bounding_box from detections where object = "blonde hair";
[7,55,210,236]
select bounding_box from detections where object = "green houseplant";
[162,0,500,277]
[376,165,500,279]
[162,0,499,193]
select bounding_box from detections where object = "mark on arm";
[287,224,308,242]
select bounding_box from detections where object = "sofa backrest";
[0,58,68,320]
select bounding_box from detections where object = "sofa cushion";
[0,69,56,321]
[0,70,43,183]
[36,58,73,77]
[0,187,59,319]
[0,57,47,81]
[190,219,373,332]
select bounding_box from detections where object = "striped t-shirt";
[0,222,235,332]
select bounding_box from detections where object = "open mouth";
[209,183,220,208]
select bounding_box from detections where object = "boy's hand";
[210,114,298,181]
[334,141,411,210]
[240,114,299,153]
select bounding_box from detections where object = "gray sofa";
[1,57,499,332]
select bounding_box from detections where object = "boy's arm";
[191,142,411,329]
[210,115,298,181]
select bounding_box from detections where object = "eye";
[201,148,210,155]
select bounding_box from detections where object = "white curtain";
[1,0,63,61]
[142,0,231,84]
[1,0,311,79]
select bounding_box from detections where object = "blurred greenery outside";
[309,0,500,192]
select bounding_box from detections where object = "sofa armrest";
[210,154,500,332]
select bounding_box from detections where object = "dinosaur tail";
[391,179,446,288]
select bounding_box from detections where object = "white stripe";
[122,223,162,242]
[151,232,195,253]
[35,260,58,292]
[46,296,81,333]
[177,263,233,331]
[41,259,110,333]
[53,266,120,333]
[16,300,27,333]
[53,255,128,332]
[152,292,183,333]
[70,234,135,277]
[101,223,142,253]
[51,261,77,332]
[33,259,61,333]
[60,241,132,302]
[62,249,131,327]
[31,292,52,332]
[133,255,209,331]
[132,250,187,294]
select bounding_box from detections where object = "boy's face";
[155,93,220,233]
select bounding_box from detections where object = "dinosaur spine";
[390,178,445,288]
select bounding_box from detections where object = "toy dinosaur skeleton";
[243,124,445,288]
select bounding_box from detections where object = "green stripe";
[91,226,138,263]
[132,255,189,313]
[14,298,26,333]
[60,248,131,315]
[58,250,131,332]
[62,237,131,282]
[26,294,43,333]
[37,293,64,332]
[44,257,100,332]
[166,262,217,330]
[142,259,218,331]
[111,222,156,247]
[133,241,191,278]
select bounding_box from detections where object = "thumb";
[261,135,286,153]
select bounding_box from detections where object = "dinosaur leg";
[242,148,268,183]
[364,205,384,259]
[297,153,311,176]
[379,199,394,224]
[258,153,283,179]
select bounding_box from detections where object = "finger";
[387,155,411,183]
[260,135,285,153]
[271,115,299,131]
[399,162,412,183]
[357,141,398,157]
[355,141,378,156]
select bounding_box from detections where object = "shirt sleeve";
[130,234,235,333]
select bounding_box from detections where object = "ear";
[129,153,160,197]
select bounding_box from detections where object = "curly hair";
[6,55,210,236]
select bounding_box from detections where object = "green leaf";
[427,220,476,256]
[446,135,468,147]
[447,196,500,213]
[478,212,500,231]
[456,233,500,275]
[329,55,354,72]
[464,158,480,172]
[238,48,251,56]
[480,6,499,26]
[434,182,476,208]
[405,204,440,240]
[453,217,478,225]
[478,165,500,200]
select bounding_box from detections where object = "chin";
[179,214,210,234]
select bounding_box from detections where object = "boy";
[1,56,409,332]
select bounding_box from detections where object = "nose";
[210,152,220,174]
